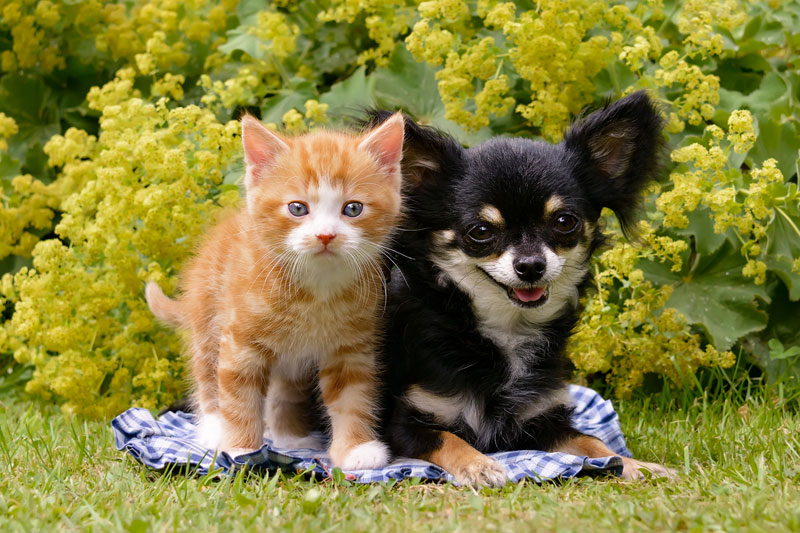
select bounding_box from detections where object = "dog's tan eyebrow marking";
[479,204,505,226]
[544,195,565,218]
[433,229,456,245]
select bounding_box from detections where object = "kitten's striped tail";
[145,282,185,328]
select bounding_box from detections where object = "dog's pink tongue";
[513,287,545,302]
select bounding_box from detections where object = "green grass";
[1,382,798,532]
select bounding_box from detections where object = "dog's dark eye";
[467,224,494,243]
[554,214,579,233]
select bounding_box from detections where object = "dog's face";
[396,91,663,328]
[429,140,600,324]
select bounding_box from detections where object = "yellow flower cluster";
[405,20,456,66]
[251,11,300,59]
[304,99,329,126]
[200,67,279,110]
[275,100,331,134]
[0,113,83,262]
[1,72,241,418]
[619,27,663,72]
[408,0,668,140]
[0,0,237,75]
[0,175,59,260]
[320,0,416,66]
[151,73,186,101]
[0,112,18,152]
[657,111,785,285]
[569,237,735,397]
[435,37,515,130]
[2,0,791,414]
[677,0,747,57]
[654,51,721,131]
[0,0,63,72]
[727,109,757,153]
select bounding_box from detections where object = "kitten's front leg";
[216,329,271,452]
[263,372,323,450]
[318,346,389,470]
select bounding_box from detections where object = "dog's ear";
[362,110,463,190]
[563,91,664,238]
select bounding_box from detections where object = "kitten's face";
[240,116,404,291]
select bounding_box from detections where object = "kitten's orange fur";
[146,114,405,469]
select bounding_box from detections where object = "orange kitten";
[145,114,405,469]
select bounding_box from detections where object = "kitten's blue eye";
[342,202,363,218]
[288,202,309,217]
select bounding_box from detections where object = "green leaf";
[0,74,60,178]
[768,338,783,351]
[641,241,769,350]
[774,347,800,360]
[0,152,21,183]
[768,334,800,360]
[674,208,728,256]
[763,205,800,301]
[319,66,377,115]
[750,119,800,180]
[742,15,763,40]
[259,80,318,125]
[744,281,800,381]
[716,55,768,95]
[371,46,493,146]
[746,72,790,120]
[373,47,441,121]
[218,26,262,60]
[235,0,270,21]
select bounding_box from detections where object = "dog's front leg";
[422,430,509,488]
[556,434,676,480]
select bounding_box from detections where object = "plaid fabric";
[111,385,632,484]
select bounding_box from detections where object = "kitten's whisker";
[360,242,410,289]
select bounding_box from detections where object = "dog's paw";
[451,456,508,488]
[620,457,677,480]
[270,432,324,451]
[337,440,391,470]
[196,412,224,450]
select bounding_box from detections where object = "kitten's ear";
[241,115,290,191]
[563,90,664,238]
[359,112,405,180]
[361,110,462,190]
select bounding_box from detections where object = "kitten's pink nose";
[316,233,336,246]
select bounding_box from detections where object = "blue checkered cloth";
[111,385,631,483]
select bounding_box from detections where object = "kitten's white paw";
[338,440,390,470]
[270,432,324,451]
[196,412,223,450]
[227,447,258,457]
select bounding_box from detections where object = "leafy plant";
[0,0,798,417]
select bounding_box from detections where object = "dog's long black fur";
[366,91,664,482]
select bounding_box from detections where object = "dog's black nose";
[513,256,546,282]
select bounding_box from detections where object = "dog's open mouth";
[506,285,548,308]
[507,286,547,305]
[477,267,549,308]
